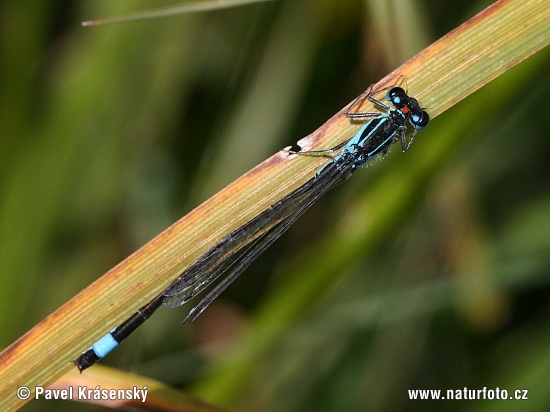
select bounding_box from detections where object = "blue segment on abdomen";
[90,330,118,358]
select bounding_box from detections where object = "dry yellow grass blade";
[50,366,227,411]
[0,0,548,410]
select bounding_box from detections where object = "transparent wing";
[161,154,358,321]
[161,169,323,302]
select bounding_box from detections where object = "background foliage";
[1,0,549,411]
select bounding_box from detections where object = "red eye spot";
[402,107,410,114]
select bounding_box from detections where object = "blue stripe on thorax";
[341,117,387,156]
[335,116,390,163]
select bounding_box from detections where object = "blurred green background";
[1,0,549,411]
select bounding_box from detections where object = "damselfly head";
[388,89,429,130]
[386,87,408,108]
[409,109,429,130]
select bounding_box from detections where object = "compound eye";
[410,110,429,129]
[386,87,407,107]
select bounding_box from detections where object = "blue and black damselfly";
[73,83,429,372]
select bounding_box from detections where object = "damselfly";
[73,84,429,371]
